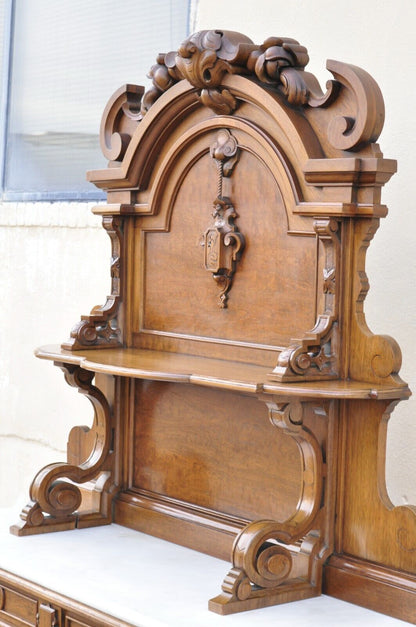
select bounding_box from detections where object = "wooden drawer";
[0,583,40,626]
[0,570,132,627]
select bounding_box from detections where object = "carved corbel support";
[348,218,404,385]
[201,129,244,308]
[264,400,324,534]
[10,364,116,536]
[210,400,328,614]
[209,521,322,614]
[62,215,123,351]
[270,218,341,382]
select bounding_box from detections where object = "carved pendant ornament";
[202,130,245,308]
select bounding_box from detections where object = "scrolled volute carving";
[100,30,385,157]
[32,465,83,518]
[210,520,323,612]
[268,400,304,431]
[62,216,123,351]
[324,59,385,151]
[13,364,113,534]
[233,520,294,588]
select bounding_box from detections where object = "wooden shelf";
[36,345,411,400]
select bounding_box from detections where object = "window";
[0,0,191,200]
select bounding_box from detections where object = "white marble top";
[0,504,408,626]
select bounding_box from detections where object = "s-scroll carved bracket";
[210,399,329,614]
[10,364,116,536]
[265,400,324,533]
[62,216,123,351]
[270,218,340,382]
[201,130,245,308]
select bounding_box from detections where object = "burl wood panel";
[136,136,317,362]
[132,381,302,522]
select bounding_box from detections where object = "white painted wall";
[1,0,415,513]
[0,204,108,506]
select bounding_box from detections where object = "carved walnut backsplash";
[9,29,416,625]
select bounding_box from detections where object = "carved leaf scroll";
[98,30,386,173]
[11,364,114,535]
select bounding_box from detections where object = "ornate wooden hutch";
[6,30,416,624]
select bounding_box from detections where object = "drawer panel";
[0,584,38,626]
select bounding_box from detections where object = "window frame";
[0,0,14,198]
[0,0,193,203]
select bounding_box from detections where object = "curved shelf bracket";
[62,216,124,351]
[270,218,341,382]
[209,520,323,614]
[210,399,329,614]
[11,364,117,536]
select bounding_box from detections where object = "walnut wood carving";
[13,29,416,624]
[11,365,116,536]
[62,216,123,350]
[210,399,331,614]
